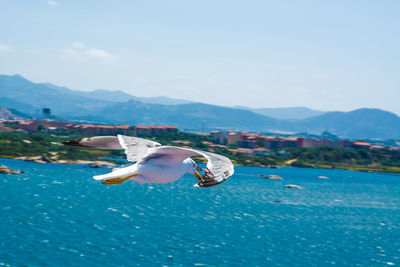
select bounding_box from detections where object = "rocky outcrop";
[16,156,52,164]
[88,162,115,169]
[259,174,283,180]
[284,184,303,189]
[55,160,115,168]
[0,165,23,174]
[14,156,115,168]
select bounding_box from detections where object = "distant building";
[69,124,132,135]
[351,141,371,149]
[263,136,281,149]
[134,125,178,136]
[279,137,298,148]
[210,131,226,145]
[42,108,51,120]
[134,126,151,135]
[0,120,132,135]
[238,133,263,148]
[2,120,70,132]
[296,138,350,148]
[149,126,166,135]
[263,136,297,149]
[297,138,321,148]
[237,140,257,149]
[232,148,255,156]
[227,132,241,146]
[321,139,350,148]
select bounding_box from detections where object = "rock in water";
[284,184,302,189]
[88,161,115,169]
[258,174,283,180]
[267,175,283,180]
[0,165,23,174]
[41,156,52,163]
[16,156,50,164]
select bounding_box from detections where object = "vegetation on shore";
[0,130,399,173]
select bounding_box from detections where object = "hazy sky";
[1,1,399,114]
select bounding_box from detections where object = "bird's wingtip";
[93,174,108,180]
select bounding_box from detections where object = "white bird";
[59,135,234,187]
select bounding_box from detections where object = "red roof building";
[134,125,178,136]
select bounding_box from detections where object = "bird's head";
[183,158,203,181]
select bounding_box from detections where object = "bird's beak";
[193,171,203,181]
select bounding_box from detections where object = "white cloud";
[60,43,116,62]
[71,41,85,49]
[0,44,13,52]
[85,48,116,61]
[48,0,58,6]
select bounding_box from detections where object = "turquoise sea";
[0,157,399,266]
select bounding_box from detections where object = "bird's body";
[136,158,193,183]
[58,135,234,187]
[94,157,194,184]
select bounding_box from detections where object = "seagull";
[59,135,234,187]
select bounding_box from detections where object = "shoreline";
[1,155,116,167]
[2,156,400,176]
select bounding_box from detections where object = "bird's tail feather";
[93,173,115,180]
[93,166,136,180]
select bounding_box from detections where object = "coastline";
[1,155,116,168]
[2,155,400,175]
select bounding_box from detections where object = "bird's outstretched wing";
[117,135,161,162]
[141,146,234,187]
[58,136,123,150]
[57,135,161,163]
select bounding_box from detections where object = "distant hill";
[0,74,112,117]
[82,100,280,131]
[0,74,190,116]
[0,107,31,120]
[44,83,191,105]
[236,106,326,120]
[291,108,400,139]
[0,97,36,114]
[1,74,400,139]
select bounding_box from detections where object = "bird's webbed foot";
[102,174,137,185]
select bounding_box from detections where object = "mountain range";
[1,74,400,140]
[235,106,325,120]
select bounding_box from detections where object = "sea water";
[0,158,399,266]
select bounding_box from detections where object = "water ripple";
[0,158,399,266]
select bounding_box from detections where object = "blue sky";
[1,0,399,114]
